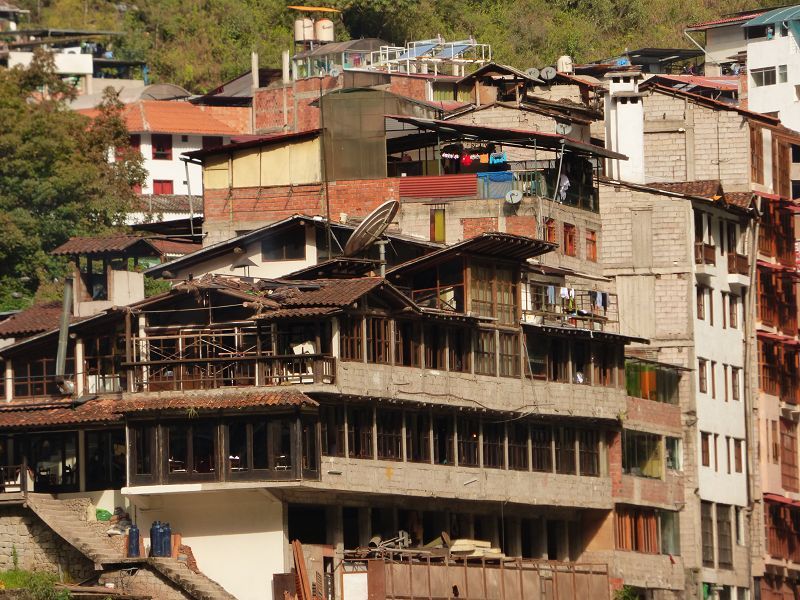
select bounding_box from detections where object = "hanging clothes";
[547,285,556,305]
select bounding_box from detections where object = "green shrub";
[0,570,71,600]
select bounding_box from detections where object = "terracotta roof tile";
[79,101,240,136]
[256,307,340,320]
[0,302,82,338]
[645,180,722,198]
[0,398,121,429]
[132,194,201,214]
[725,191,755,209]
[117,389,317,413]
[149,239,202,256]
[686,11,766,30]
[52,235,163,256]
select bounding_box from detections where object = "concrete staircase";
[149,557,238,600]
[25,493,127,567]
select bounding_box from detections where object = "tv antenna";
[524,67,540,80]
[540,66,557,81]
[343,200,400,276]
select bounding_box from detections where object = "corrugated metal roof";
[388,232,556,276]
[686,11,767,31]
[399,173,478,198]
[744,5,800,27]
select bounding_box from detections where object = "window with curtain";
[614,506,659,553]
[622,430,662,479]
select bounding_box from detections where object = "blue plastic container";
[162,522,172,557]
[127,524,140,558]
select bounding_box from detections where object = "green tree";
[0,49,144,310]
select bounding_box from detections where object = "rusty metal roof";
[52,235,163,256]
[387,232,556,276]
[645,180,723,198]
[118,389,317,414]
[274,277,385,307]
[284,257,380,280]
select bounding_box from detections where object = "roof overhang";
[385,115,628,160]
[521,322,649,345]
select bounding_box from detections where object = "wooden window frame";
[586,229,598,262]
[698,358,708,393]
[701,432,711,467]
[340,316,363,362]
[563,223,577,257]
[151,133,173,160]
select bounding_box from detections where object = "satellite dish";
[329,67,341,78]
[505,189,523,205]
[525,67,540,80]
[343,200,399,257]
[541,66,557,81]
[555,122,573,136]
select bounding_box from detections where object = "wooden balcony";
[727,253,749,275]
[694,242,716,266]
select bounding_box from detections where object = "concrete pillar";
[358,507,371,547]
[74,337,85,396]
[78,430,86,492]
[531,517,548,559]
[557,521,570,561]
[4,360,12,402]
[372,405,378,460]
[401,410,407,462]
[326,505,343,549]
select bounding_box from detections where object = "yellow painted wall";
[203,137,322,190]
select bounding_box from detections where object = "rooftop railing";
[523,284,618,333]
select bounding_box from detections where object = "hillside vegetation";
[14,0,790,93]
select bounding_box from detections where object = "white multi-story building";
[80,99,242,197]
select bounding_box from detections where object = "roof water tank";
[294,18,315,42]
[315,18,334,43]
[556,55,574,74]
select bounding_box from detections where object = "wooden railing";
[130,354,335,392]
[694,242,716,265]
[524,284,619,333]
[727,252,749,275]
[0,461,30,495]
[767,524,800,564]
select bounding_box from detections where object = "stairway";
[148,557,238,600]
[25,493,127,566]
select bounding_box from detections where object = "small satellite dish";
[329,67,341,78]
[505,189,523,205]
[541,66,557,81]
[343,200,400,257]
[525,67,540,80]
[555,122,573,136]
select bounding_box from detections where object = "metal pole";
[319,77,333,259]
[55,277,73,383]
[183,158,195,238]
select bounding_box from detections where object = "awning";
[757,330,800,345]
[521,322,649,345]
[744,5,800,27]
[385,114,628,160]
[764,493,800,507]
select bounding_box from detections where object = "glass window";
[660,511,681,556]
[474,330,496,376]
[167,424,189,473]
[394,321,420,367]
[555,427,576,475]
[508,422,529,471]
[448,328,470,373]
[406,411,431,463]
[579,429,600,476]
[779,64,788,83]
[482,421,505,469]
[27,432,79,492]
[458,417,480,467]
[228,422,249,472]
[701,501,714,566]
[366,317,391,364]
[751,66,777,87]
[717,504,733,568]
[252,421,269,469]
[86,429,126,491]
[666,437,682,471]
[701,431,711,467]
[301,417,318,473]
[320,405,345,457]
[192,423,216,474]
[348,407,373,459]
[433,415,454,465]
[340,316,363,361]
[376,409,403,460]
[261,227,306,261]
[499,333,519,378]
[151,134,173,160]
[531,425,552,472]
[623,430,663,479]
[133,425,154,476]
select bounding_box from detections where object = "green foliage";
[0,49,144,310]
[144,277,172,298]
[0,569,71,600]
[11,0,794,93]
[614,585,643,600]
[11,546,18,570]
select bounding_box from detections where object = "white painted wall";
[8,50,93,74]
[704,26,748,75]
[129,489,285,600]
[604,73,645,183]
[693,206,749,507]
[130,133,231,196]
[168,224,318,280]
[747,32,800,130]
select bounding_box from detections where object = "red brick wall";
[253,76,340,133]
[625,397,682,431]
[608,431,622,496]
[461,217,498,239]
[388,75,428,101]
[203,178,395,226]
[505,215,538,237]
